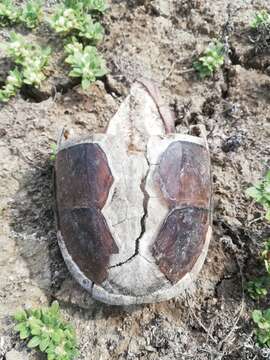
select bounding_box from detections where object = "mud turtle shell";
[55,80,212,305]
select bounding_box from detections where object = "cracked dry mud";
[0,0,270,359]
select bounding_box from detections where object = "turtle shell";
[55,80,212,305]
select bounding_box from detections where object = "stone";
[6,350,29,360]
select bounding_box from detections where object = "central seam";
[108,154,150,269]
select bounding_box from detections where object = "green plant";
[247,174,270,346]
[49,5,104,43]
[193,41,224,78]
[48,0,107,89]
[246,171,270,221]
[0,32,50,102]
[48,7,79,35]
[6,32,50,85]
[1,0,107,98]
[14,301,78,360]
[252,309,270,347]
[246,239,270,300]
[82,0,107,12]
[0,68,23,102]
[251,10,270,29]
[77,14,104,43]
[19,0,43,29]
[63,0,107,13]
[50,143,57,161]
[249,10,270,53]
[262,239,270,274]
[65,39,107,89]
[246,277,268,300]
[0,0,19,25]
[0,0,43,28]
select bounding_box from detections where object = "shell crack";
[108,155,150,269]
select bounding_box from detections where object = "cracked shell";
[55,79,212,305]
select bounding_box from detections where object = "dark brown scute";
[59,208,118,284]
[152,207,209,284]
[156,141,211,209]
[153,140,211,283]
[56,143,114,209]
[55,143,118,284]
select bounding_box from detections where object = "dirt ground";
[1,0,270,359]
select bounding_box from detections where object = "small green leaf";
[266,209,270,222]
[31,326,41,336]
[47,354,56,360]
[251,10,270,29]
[15,322,27,332]
[41,309,52,325]
[50,143,57,161]
[20,328,31,339]
[264,309,270,322]
[258,321,270,330]
[246,186,262,200]
[28,336,41,348]
[50,301,60,314]
[14,310,27,322]
[69,68,82,77]
[32,309,42,319]
[51,329,63,344]
[253,310,263,323]
[81,78,91,89]
[257,331,270,344]
[39,337,50,352]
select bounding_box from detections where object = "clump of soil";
[0,1,270,359]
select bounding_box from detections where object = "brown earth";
[1,0,270,359]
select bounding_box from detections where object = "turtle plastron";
[55,79,212,305]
